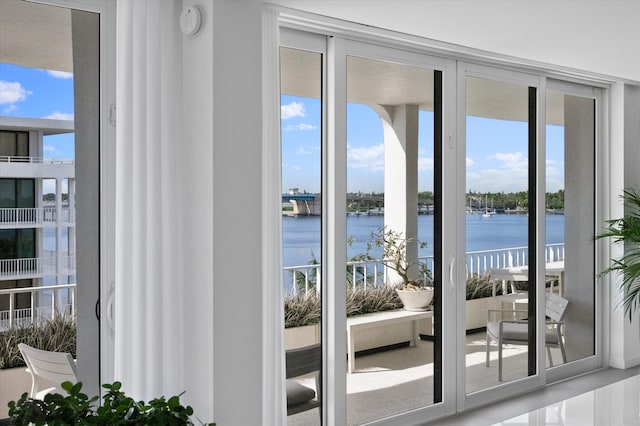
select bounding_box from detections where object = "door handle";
[449,256,456,293]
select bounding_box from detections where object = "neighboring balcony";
[0,256,76,280]
[0,156,74,179]
[0,284,75,330]
[0,207,75,228]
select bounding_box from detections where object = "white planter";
[285,323,320,350]
[285,318,421,353]
[396,287,434,311]
[465,297,496,330]
[0,367,31,418]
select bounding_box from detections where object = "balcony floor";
[288,331,568,425]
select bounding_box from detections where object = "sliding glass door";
[344,51,443,424]
[462,71,539,395]
[277,27,601,424]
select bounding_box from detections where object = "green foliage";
[346,285,403,316]
[8,381,215,426]
[293,255,319,294]
[284,285,405,328]
[466,274,501,300]
[0,314,76,370]
[284,293,321,328]
[596,188,640,320]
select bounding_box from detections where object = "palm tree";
[596,188,640,320]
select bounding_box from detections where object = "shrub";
[8,381,215,425]
[465,273,501,300]
[0,314,76,370]
[284,285,404,328]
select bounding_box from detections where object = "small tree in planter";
[362,226,433,311]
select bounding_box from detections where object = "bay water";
[283,213,565,267]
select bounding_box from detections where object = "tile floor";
[429,366,640,425]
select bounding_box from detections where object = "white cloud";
[418,157,433,171]
[281,101,305,119]
[0,80,31,105]
[297,147,312,155]
[466,157,475,167]
[490,152,528,171]
[467,168,529,193]
[3,104,17,114]
[47,70,73,79]
[284,123,316,132]
[43,145,60,156]
[43,111,74,121]
[347,144,384,171]
[292,165,301,172]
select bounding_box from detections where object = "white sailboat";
[482,195,495,217]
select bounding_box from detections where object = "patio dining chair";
[18,343,78,399]
[485,293,569,381]
[286,343,321,419]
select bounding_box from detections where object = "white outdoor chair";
[18,343,78,399]
[485,293,569,381]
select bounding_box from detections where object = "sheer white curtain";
[115,0,183,400]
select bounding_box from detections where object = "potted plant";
[7,381,215,425]
[596,188,640,320]
[364,226,433,311]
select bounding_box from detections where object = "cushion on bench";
[286,380,316,406]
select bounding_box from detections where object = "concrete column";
[563,94,595,361]
[55,178,62,285]
[379,104,420,282]
[67,179,76,256]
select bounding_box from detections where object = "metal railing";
[0,156,74,165]
[284,243,565,296]
[0,284,76,330]
[0,207,75,226]
[0,256,76,279]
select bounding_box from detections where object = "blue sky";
[281,95,565,194]
[1,64,565,195]
[0,63,75,159]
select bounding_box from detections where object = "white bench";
[346,308,433,373]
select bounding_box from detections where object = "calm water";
[283,213,565,267]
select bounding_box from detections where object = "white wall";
[182,1,264,425]
[608,83,640,368]
[176,1,640,423]
[267,0,640,83]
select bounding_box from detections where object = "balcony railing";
[0,207,75,226]
[0,156,74,165]
[0,284,75,330]
[0,256,76,279]
[284,243,565,296]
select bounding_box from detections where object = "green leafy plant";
[8,381,215,425]
[596,188,640,320]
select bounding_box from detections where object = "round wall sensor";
[180,5,202,36]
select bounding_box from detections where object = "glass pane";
[546,91,595,366]
[465,76,533,392]
[346,55,438,424]
[280,47,322,426]
[18,179,35,208]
